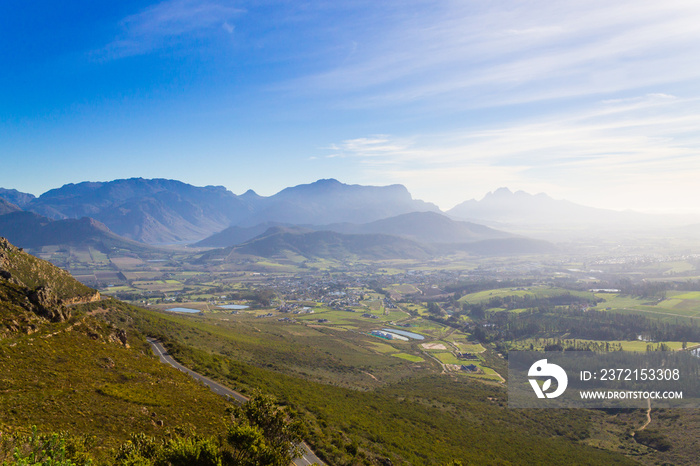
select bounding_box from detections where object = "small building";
[370,330,393,340]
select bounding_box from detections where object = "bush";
[0,426,93,466]
[634,429,672,452]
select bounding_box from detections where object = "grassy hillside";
[0,238,233,462]
[0,321,230,460]
[111,304,646,465]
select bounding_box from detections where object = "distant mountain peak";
[0,188,36,208]
[490,187,513,197]
[313,178,342,186]
[284,178,345,193]
[241,189,260,198]
[448,187,659,231]
[485,187,550,199]
[0,198,21,215]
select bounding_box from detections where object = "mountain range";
[0,198,21,216]
[195,219,554,262]
[447,187,690,231]
[1,177,689,259]
[200,226,436,261]
[1,178,439,244]
[194,212,512,248]
[0,210,153,253]
[0,188,35,209]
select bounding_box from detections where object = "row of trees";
[468,306,700,345]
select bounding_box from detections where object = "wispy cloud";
[102,0,244,58]
[327,93,700,211]
[294,1,700,110]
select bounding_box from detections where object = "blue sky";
[2,0,700,213]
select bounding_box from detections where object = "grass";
[385,284,421,298]
[433,352,463,365]
[159,337,639,466]
[454,342,486,353]
[296,307,409,329]
[0,322,229,461]
[594,292,700,320]
[459,286,593,304]
[128,305,424,390]
[367,342,398,353]
[510,338,699,352]
[391,353,424,362]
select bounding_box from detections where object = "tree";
[223,393,305,466]
[112,394,306,466]
[427,302,442,316]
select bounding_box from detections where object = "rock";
[116,328,128,346]
[108,329,129,348]
[28,286,71,322]
[100,357,116,369]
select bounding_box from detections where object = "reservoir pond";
[382,328,425,340]
[166,307,201,314]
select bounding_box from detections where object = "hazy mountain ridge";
[239,178,440,227]
[3,179,686,250]
[323,211,513,244]
[196,222,554,262]
[0,210,155,253]
[202,226,435,261]
[23,178,254,244]
[0,188,35,209]
[196,211,517,250]
[193,222,289,248]
[1,178,440,244]
[0,198,21,216]
[448,187,677,228]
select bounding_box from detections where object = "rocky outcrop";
[109,328,129,348]
[1,237,102,328]
[28,286,71,323]
[64,291,101,306]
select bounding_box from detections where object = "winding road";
[146,338,324,466]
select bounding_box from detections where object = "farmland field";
[510,338,699,352]
[594,292,700,319]
[459,286,594,304]
[392,353,424,362]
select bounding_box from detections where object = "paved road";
[147,338,249,404]
[146,338,324,466]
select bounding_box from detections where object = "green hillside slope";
[0,238,302,464]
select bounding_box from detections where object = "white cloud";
[329,93,700,211]
[295,0,700,110]
[102,0,243,58]
[222,22,235,34]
